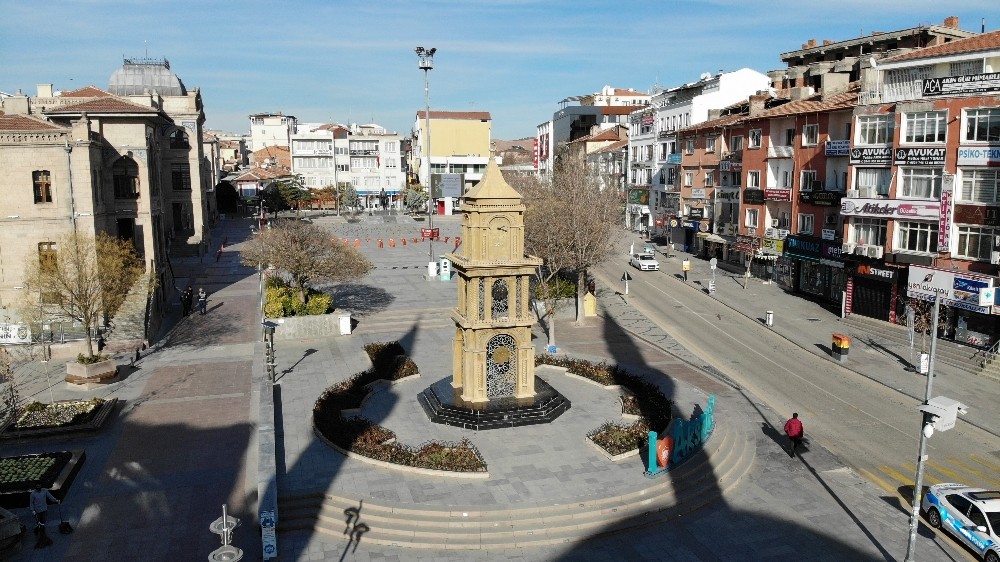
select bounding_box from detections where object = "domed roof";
[108,58,187,97]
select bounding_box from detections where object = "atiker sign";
[840,198,940,219]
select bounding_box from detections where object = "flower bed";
[16,398,104,430]
[0,450,86,509]
[313,341,487,473]
[537,355,673,458]
[0,398,117,440]
[0,452,71,495]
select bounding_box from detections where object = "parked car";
[629,252,660,271]
[922,482,1000,562]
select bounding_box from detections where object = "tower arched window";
[169,129,190,149]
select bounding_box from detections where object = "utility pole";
[416,46,437,277]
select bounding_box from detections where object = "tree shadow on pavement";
[327,284,394,316]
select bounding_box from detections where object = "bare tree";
[0,347,23,425]
[510,148,622,328]
[21,232,147,359]
[240,220,373,304]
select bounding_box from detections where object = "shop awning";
[697,232,728,244]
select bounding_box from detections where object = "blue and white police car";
[922,482,1000,562]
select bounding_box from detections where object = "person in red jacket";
[783,413,803,457]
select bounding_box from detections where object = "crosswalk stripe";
[925,460,962,480]
[876,464,914,487]
[969,454,1000,476]
[858,468,900,496]
[947,458,1000,488]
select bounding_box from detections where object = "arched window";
[491,279,509,320]
[112,157,139,199]
[169,129,190,149]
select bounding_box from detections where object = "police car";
[922,482,1000,561]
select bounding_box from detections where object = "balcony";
[349,149,379,156]
[766,145,794,159]
[723,149,743,162]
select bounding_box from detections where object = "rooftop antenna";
[144,39,148,58]
[983,18,986,33]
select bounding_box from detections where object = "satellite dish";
[869,56,878,68]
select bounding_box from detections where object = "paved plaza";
[2,211,987,561]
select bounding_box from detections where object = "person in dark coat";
[183,286,194,316]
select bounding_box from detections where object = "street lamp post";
[416,46,437,277]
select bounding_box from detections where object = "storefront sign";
[735,235,759,253]
[628,189,650,204]
[954,204,1000,226]
[799,191,843,207]
[852,263,896,282]
[689,208,704,220]
[938,178,953,251]
[761,238,784,255]
[840,198,940,219]
[533,138,539,169]
[850,147,892,165]
[821,241,844,260]
[717,188,740,201]
[957,145,1000,166]
[783,234,823,261]
[923,72,1000,97]
[821,228,837,241]
[765,188,792,201]
[764,227,789,240]
[690,188,707,199]
[894,147,946,166]
[743,189,765,204]
[907,265,995,313]
[684,220,701,230]
[667,153,682,164]
[825,140,851,156]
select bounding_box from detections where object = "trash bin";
[339,312,352,336]
[832,333,850,362]
[765,310,774,327]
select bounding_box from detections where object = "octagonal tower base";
[418,376,570,430]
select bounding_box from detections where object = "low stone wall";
[269,313,346,341]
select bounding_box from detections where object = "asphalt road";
[591,251,1000,506]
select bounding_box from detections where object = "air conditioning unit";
[992,251,1000,265]
[825,215,837,225]
[770,219,779,227]
[846,189,860,198]
[859,187,877,198]
[841,242,857,254]
[866,245,884,259]
[854,244,869,255]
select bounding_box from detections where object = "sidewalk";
[637,233,1000,438]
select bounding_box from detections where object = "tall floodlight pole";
[416,46,437,277]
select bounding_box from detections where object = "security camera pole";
[903,290,940,561]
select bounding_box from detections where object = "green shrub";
[303,293,332,315]
[23,401,45,413]
[76,353,109,365]
[535,277,576,300]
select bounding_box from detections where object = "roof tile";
[0,113,65,131]
[60,86,112,98]
[883,30,1000,63]
[45,97,159,114]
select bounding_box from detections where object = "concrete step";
[277,400,756,549]
[841,314,983,373]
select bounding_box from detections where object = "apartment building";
[846,29,1000,346]
[535,87,647,176]
[249,112,296,152]
[638,69,771,236]
[290,123,349,190]
[413,111,491,214]
[347,123,405,209]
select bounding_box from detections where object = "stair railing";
[978,338,1000,371]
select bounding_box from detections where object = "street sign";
[621,272,633,281]
[710,258,718,270]
[420,227,440,239]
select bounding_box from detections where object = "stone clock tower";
[445,157,542,404]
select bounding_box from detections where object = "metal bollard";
[765,310,774,327]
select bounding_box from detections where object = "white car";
[629,252,659,271]
[922,482,1000,562]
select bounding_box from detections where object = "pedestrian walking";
[784,413,804,457]
[30,485,58,548]
[185,286,194,315]
[197,288,208,315]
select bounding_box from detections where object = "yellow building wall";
[430,119,491,157]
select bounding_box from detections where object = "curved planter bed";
[0,398,118,441]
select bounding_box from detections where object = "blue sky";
[1,1,996,140]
